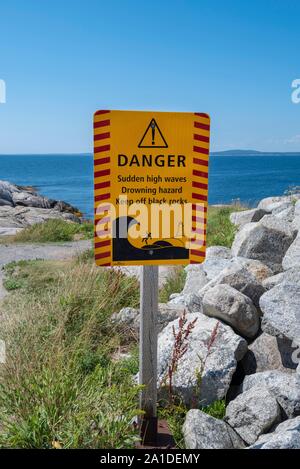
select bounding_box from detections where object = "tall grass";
[207,205,242,247]
[0,258,140,448]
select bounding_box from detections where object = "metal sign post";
[139,265,159,444]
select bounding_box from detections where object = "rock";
[199,258,267,307]
[273,205,295,223]
[230,208,267,227]
[181,265,208,295]
[231,216,295,273]
[112,303,185,333]
[167,292,203,313]
[292,216,300,233]
[205,246,232,259]
[295,199,300,216]
[242,370,300,418]
[241,332,297,375]
[249,416,300,449]
[203,284,260,339]
[262,267,300,290]
[237,257,273,282]
[282,234,300,270]
[260,283,300,343]
[201,257,232,281]
[0,180,81,232]
[0,205,80,230]
[158,312,247,406]
[225,386,281,445]
[257,196,294,213]
[183,409,245,449]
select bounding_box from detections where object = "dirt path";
[0,240,173,300]
[0,240,92,300]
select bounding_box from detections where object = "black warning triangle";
[138,118,168,148]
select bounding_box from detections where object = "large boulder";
[241,332,297,375]
[205,246,232,259]
[183,409,245,449]
[167,292,203,313]
[157,313,247,406]
[241,370,300,418]
[260,283,300,343]
[262,267,300,290]
[199,258,268,307]
[230,208,267,227]
[257,196,294,213]
[181,265,208,295]
[231,216,295,273]
[202,284,260,339]
[112,303,185,333]
[249,416,300,449]
[201,257,232,281]
[225,385,281,445]
[282,234,300,270]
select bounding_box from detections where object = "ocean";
[0,153,299,219]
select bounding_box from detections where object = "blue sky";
[0,0,300,153]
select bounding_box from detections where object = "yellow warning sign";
[94,110,210,266]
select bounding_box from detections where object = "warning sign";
[93,110,210,266]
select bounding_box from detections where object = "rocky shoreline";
[114,193,300,449]
[0,180,81,235]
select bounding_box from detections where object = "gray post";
[139,265,158,444]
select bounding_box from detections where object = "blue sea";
[0,154,299,219]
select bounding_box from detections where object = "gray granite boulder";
[231,216,295,273]
[230,208,267,227]
[292,216,300,233]
[201,257,232,281]
[257,196,294,213]
[225,385,281,445]
[260,283,300,343]
[241,332,297,375]
[167,292,203,313]
[183,409,245,449]
[158,313,247,406]
[203,284,260,339]
[199,258,267,307]
[112,303,185,333]
[205,246,232,259]
[282,234,300,270]
[249,416,300,449]
[262,267,300,290]
[181,264,208,295]
[241,370,300,418]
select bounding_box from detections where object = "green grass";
[0,257,141,448]
[159,400,226,449]
[159,266,186,302]
[206,205,243,248]
[201,400,226,419]
[12,219,93,243]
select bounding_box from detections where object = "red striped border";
[94,110,112,266]
[190,112,210,264]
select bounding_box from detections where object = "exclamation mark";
[151,120,156,145]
